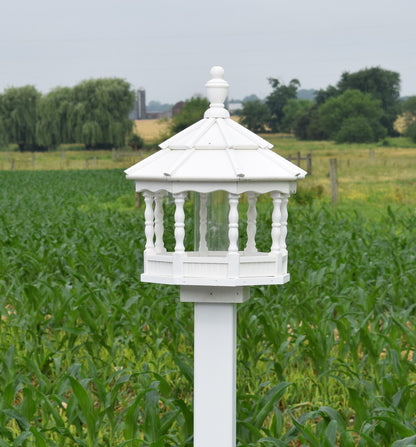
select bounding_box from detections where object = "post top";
[204,65,230,118]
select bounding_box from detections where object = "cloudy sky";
[0,0,415,103]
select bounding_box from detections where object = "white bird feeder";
[125,66,306,447]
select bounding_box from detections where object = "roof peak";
[204,66,230,119]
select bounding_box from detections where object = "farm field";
[0,138,416,445]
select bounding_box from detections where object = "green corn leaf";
[288,413,320,447]
[322,420,338,447]
[174,398,193,437]
[2,408,30,431]
[368,415,414,438]
[160,408,180,435]
[392,435,416,447]
[68,376,97,444]
[143,388,161,443]
[253,382,291,429]
[339,430,356,447]
[29,427,47,447]
[12,430,33,446]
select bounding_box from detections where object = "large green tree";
[70,78,135,148]
[265,78,300,132]
[319,89,386,143]
[337,67,401,136]
[281,98,313,133]
[239,100,270,133]
[169,96,209,134]
[36,87,73,149]
[0,85,41,151]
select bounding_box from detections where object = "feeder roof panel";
[159,115,273,151]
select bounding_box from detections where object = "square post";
[194,302,236,447]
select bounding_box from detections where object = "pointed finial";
[204,66,230,118]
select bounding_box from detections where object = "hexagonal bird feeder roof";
[125,66,306,195]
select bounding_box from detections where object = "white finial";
[204,66,230,118]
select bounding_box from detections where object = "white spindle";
[280,194,289,250]
[199,193,208,253]
[154,191,166,253]
[228,193,239,253]
[174,192,186,253]
[143,191,155,252]
[270,191,282,253]
[244,192,258,254]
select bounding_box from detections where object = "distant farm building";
[172,101,185,115]
[129,88,146,120]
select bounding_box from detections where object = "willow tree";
[0,115,8,148]
[70,78,135,148]
[0,86,41,151]
[36,87,73,149]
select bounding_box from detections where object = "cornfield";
[0,167,415,446]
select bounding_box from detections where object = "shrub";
[335,116,375,143]
[128,133,144,150]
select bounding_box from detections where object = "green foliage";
[281,99,313,133]
[240,100,270,133]
[335,116,375,143]
[265,78,300,132]
[0,85,42,151]
[315,85,339,106]
[294,106,328,141]
[0,117,8,148]
[170,97,209,134]
[0,79,134,151]
[319,89,387,143]
[337,67,401,136]
[128,133,144,150]
[36,87,73,149]
[71,78,135,148]
[402,96,416,116]
[405,121,416,143]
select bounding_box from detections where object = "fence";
[2,149,312,172]
[286,152,312,175]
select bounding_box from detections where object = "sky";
[0,0,415,104]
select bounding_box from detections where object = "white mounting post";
[194,300,236,447]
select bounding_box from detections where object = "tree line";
[239,67,416,144]
[0,78,135,151]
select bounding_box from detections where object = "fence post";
[369,149,375,161]
[112,148,116,161]
[32,154,35,168]
[93,155,97,167]
[306,153,312,175]
[11,159,15,170]
[135,191,142,208]
[85,159,89,170]
[329,158,338,206]
[297,151,301,166]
